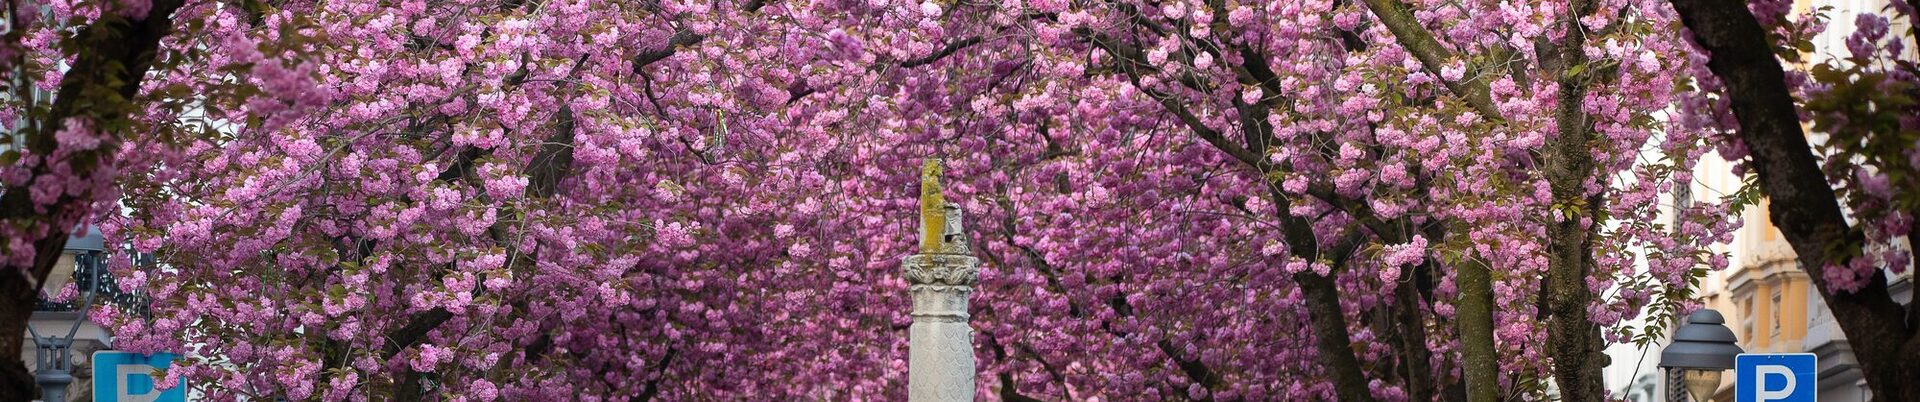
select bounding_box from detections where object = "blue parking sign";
[93,351,187,402]
[1736,353,1816,402]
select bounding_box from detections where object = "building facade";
[1609,130,1917,402]
[1607,1,1916,400]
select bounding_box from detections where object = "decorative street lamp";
[28,229,106,402]
[1659,309,1744,402]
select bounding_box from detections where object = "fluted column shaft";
[902,253,978,402]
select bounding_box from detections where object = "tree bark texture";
[1454,260,1500,402]
[1537,1,1614,400]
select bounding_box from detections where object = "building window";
[1742,296,1755,343]
[1771,287,1783,339]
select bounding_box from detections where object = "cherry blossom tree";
[1,0,1765,400]
[0,0,189,396]
[1669,0,1920,399]
[1347,0,1750,399]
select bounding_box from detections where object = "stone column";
[902,159,978,402]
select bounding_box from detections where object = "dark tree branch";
[1146,23,1380,397]
[993,196,1225,396]
[982,332,1049,402]
[1283,221,1378,402]
[526,105,578,197]
[384,107,580,397]
[1357,0,1501,119]
[900,36,984,68]
[381,308,456,360]
[1392,261,1438,402]
[1079,32,1260,166]
[632,29,705,73]
[1152,339,1222,401]
[998,372,1046,402]
[636,348,678,401]
[1351,2,1544,401]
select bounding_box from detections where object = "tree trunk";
[1394,278,1436,402]
[1539,0,1611,399]
[1454,260,1500,402]
[0,277,40,399]
[1354,2,1526,399]
[1295,272,1377,402]
[1666,1,1920,400]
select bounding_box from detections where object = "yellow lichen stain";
[919,158,946,253]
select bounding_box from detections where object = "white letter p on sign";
[1753,364,1797,401]
[116,364,162,402]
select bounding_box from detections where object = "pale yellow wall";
[1693,161,1815,400]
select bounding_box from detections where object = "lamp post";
[28,229,106,402]
[1659,309,1744,402]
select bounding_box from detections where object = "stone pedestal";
[904,158,978,401]
[902,253,978,402]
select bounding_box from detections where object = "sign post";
[92,351,187,402]
[1735,353,1816,402]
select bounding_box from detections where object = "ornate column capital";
[901,254,980,287]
